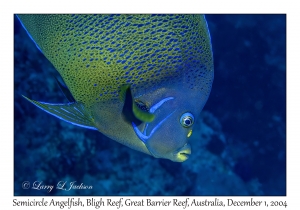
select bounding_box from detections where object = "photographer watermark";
[22,180,93,193]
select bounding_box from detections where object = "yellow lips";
[173,143,192,162]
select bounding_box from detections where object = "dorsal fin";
[120,85,155,125]
[22,95,97,130]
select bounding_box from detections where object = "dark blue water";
[14,14,286,196]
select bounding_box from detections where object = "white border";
[1,0,298,209]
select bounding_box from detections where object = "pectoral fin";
[120,85,155,125]
[22,95,97,130]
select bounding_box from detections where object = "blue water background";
[14,14,286,196]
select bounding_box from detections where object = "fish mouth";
[179,151,190,158]
[173,143,191,162]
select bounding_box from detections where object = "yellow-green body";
[18,14,214,162]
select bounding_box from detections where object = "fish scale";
[18,14,212,108]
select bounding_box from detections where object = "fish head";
[132,80,213,162]
[144,107,194,162]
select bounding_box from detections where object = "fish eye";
[180,112,194,128]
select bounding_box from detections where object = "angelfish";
[17,14,214,162]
